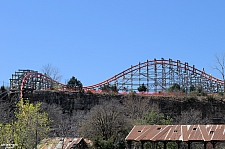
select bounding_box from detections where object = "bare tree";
[41,63,62,81]
[174,109,210,125]
[212,53,225,92]
[123,95,158,120]
[79,100,131,141]
[40,102,85,137]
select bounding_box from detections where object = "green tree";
[67,76,83,91]
[0,99,51,149]
[100,84,118,93]
[93,136,115,149]
[137,110,174,149]
[0,123,14,145]
[0,85,7,100]
[1,85,6,92]
[168,83,181,92]
[111,84,118,93]
[139,110,173,125]
[190,85,196,92]
[100,84,111,92]
[14,99,50,148]
[137,83,147,92]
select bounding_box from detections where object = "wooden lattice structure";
[84,58,224,93]
[9,59,225,98]
[10,69,67,98]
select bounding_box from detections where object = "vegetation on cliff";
[0,99,51,149]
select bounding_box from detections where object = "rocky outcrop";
[22,91,225,124]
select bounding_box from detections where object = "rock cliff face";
[1,90,225,137]
[23,90,225,124]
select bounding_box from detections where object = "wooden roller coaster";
[9,58,224,98]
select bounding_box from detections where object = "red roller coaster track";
[9,58,224,98]
[83,59,224,89]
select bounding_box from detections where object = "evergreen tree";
[100,84,111,92]
[168,83,181,92]
[138,83,147,92]
[67,76,83,91]
[111,84,118,93]
[190,85,196,92]
[100,84,118,93]
[1,86,6,92]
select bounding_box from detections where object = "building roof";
[38,137,88,149]
[125,125,225,142]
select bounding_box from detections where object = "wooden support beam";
[177,141,180,149]
[187,141,191,149]
[163,141,167,149]
[204,142,207,149]
[126,141,132,149]
[152,142,155,149]
[141,141,144,149]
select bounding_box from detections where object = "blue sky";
[1,1,225,87]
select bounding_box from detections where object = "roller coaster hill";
[7,58,225,98]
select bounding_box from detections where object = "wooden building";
[38,137,90,149]
[126,125,225,149]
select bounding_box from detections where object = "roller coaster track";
[10,70,67,98]
[83,58,224,93]
[9,58,224,98]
